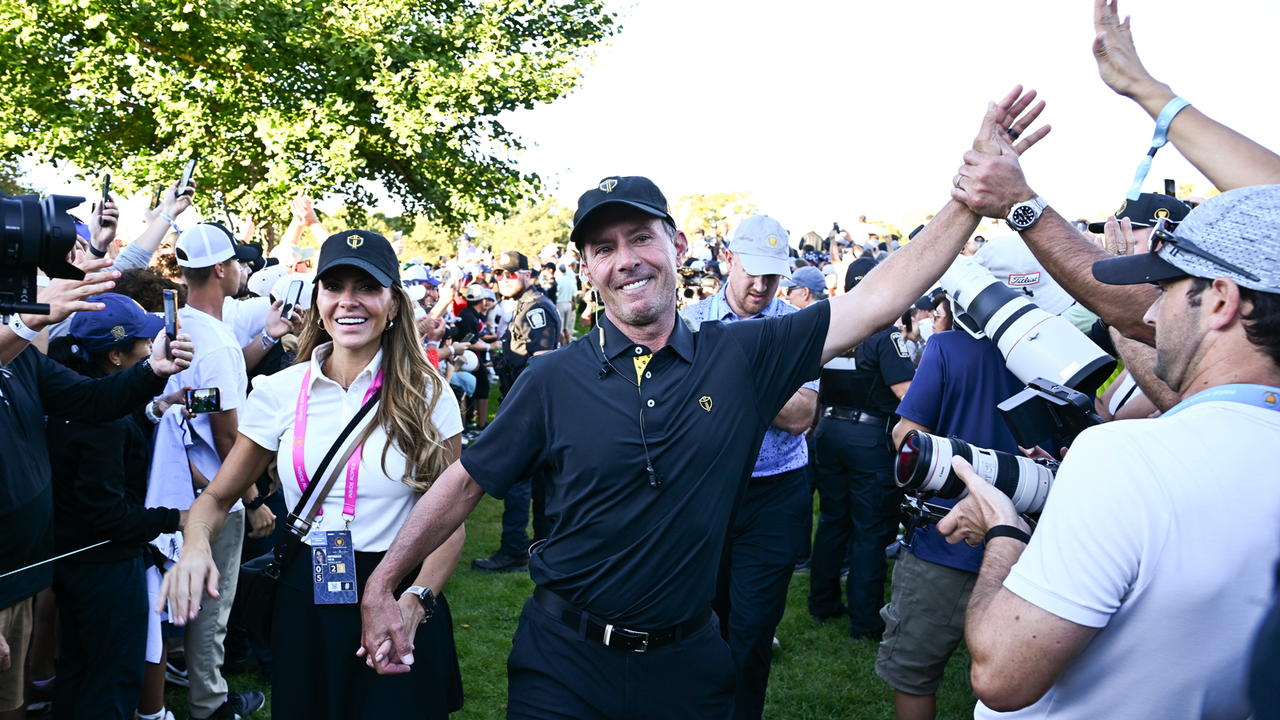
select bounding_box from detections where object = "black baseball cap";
[495,250,530,272]
[845,257,878,289]
[315,230,399,287]
[570,176,676,247]
[1088,193,1191,234]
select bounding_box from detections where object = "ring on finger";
[954,174,964,189]
[1007,127,1020,140]
[964,537,980,547]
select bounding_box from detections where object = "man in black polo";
[360,163,997,717]
[808,256,915,640]
[472,249,561,573]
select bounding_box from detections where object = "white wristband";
[144,401,162,424]
[9,315,40,342]
[261,332,280,349]
[159,212,179,232]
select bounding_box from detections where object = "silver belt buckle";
[603,623,650,653]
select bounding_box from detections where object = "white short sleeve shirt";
[238,343,463,552]
[163,305,249,500]
[977,400,1280,720]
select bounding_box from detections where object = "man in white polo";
[937,186,1280,719]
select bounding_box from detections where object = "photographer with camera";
[873,236,1067,720]
[935,185,1280,719]
[0,199,193,718]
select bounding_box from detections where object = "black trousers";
[506,595,735,720]
[713,467,810,720]
[808,417,903,636]
[52,555,148,720]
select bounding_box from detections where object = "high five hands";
[952,85,1053,219]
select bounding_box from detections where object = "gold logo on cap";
[110,325,127,341]
[599,179,618,193]
[699,396,713,412]
[1116,200,1128,216]
[347,234,363,250]
[766,235,779,248]
[1155,208,1170,219]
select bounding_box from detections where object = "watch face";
[1011,204,1037,227]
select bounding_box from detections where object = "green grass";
[160,318,977,718]
[164,492,977,719]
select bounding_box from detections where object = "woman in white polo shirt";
[159,230,465,719]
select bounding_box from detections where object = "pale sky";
[500,0,1280,237]
[27,0,1280,242]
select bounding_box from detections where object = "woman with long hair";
[158,230,465,718]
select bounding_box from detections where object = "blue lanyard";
[1125,96,1191,201]
[1162,383,1280,418]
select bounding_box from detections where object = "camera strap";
[1162,383,1280,418]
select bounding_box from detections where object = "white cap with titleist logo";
[974,235,1074,315]
[728,215,792,278]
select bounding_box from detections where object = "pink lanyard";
[293,365,384,524]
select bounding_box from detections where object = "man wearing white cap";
[163,223,270,719]
[680,215,818,720]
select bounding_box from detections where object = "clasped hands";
[949,85,1052,221]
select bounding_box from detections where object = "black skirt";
[270,549,465,719]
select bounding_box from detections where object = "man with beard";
[680,215,817,720]
[358,84,1050,719]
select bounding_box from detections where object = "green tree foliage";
[474,196,572,259]
[672,191,757,235]
[0,0,616,231]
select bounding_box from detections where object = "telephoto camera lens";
[895,429,1055,514]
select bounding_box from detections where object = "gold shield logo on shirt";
[599,178,618,193]
[347,234,363,250]
[699,396,713,412]
[766,235,779,248]
[1266,392,1277,408]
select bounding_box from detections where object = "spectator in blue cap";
[44,293,191,720]
[780,266,828,309]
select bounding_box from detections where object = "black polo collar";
[596,310,695,364]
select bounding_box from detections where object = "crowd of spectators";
[1,1,1279,719]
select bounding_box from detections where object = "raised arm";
[156,434,275,624]
[1093,0,1280,191]
[953,144,1158,345]
[824,86,1050,364]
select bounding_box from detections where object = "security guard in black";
[494,250,560,394]
[808,317,916,637]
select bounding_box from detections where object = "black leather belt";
[533,586,711,653]
[823,406,888,425]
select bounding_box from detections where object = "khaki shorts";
[875,551,977,695]
[0,598,33,712]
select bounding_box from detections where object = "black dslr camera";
[0,192,85,317]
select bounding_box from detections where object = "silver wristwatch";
[1006,196,1049,232]
[403,586,436,622]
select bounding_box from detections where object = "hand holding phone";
[178,157,198,198]
[281,279,304,321]
[163,290,177,358]
[150,184,164,211]
[186,388,222,414]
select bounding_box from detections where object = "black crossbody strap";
[281,387,382,542]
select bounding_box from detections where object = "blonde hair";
[295,283,450,493]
